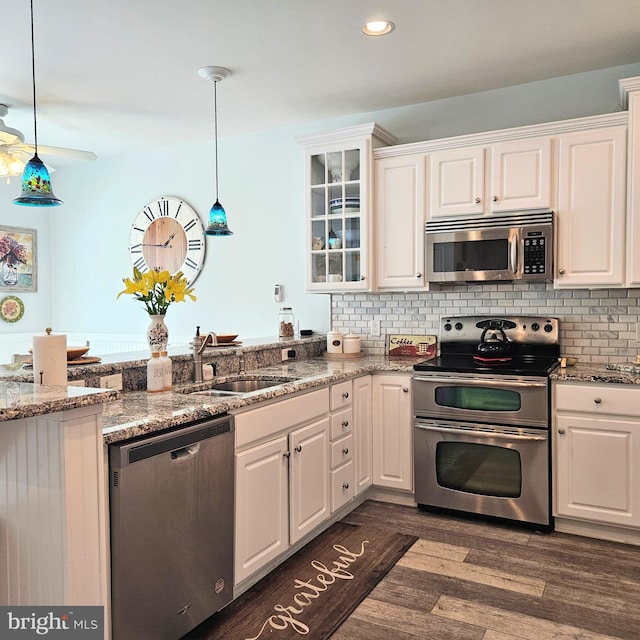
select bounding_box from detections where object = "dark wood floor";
[333,500,640,640]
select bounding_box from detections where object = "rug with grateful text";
[183,521,417,640]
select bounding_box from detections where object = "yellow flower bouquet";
[117,267,196,315]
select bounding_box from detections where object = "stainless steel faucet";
[193,332,217,383]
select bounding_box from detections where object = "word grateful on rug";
[184,521,417,640]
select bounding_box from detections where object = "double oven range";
[412,315,560,530]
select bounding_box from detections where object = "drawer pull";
[294,445,302,453]
[474,197,481,204]
[558,428,565,435]
[594,397,602,404]
[342,482,350,490]
[342,420,349,428]
[342,392,349,399]
[403,387,409,393]
[283,451,290,459]
[342,447,349,455]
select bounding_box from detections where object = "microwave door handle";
[510,231,519,273]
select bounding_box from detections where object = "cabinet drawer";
[331,462,354,513]
[235,388,329,448]
[330,434,353,469]
[555,383,640,417]
[330,380,353,411]
[330,406,352,440]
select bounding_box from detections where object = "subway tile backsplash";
[331,283,640,364]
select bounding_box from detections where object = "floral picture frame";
[0,225,37,292]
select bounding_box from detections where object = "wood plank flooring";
[333,500,640,640]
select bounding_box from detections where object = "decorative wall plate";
[0,295,24,323]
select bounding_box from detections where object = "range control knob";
[544,323,553,333]
[454,322,463,331]
[531,322,540,332]
[444,323,452,331]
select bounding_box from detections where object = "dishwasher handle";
[171,443,201,461]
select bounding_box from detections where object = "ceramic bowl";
[67,346,90,360]
[216,334,239,344]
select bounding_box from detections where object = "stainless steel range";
[412,315,560,530]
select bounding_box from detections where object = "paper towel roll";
[32,329,67,386]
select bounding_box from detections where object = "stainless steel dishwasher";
[109,415,234,640]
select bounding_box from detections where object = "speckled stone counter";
[0,382,120,422]
[551,362,640,385]
[102,354,426,444]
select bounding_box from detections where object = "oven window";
[433,238,508,273]
[436,442,522,498]
[435,386,521,412]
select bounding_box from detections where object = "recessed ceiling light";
[362,20,395,36]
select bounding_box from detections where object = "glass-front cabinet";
[298,123,396,291]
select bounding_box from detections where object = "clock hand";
[162,231,177,248]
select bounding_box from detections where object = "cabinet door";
[555,126,627,288]
[490,137,552,212]
[353,375,373,495]
[289,417,330,544]
[235,436,288,585]
[626,92,640,286]
[555,415,640,528]
[429,146,485,217]
[372,374,413,491]
[375,154,427,289]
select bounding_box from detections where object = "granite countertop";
[551,362,640,385]
[102,354,425,444]
[0,382,120,422]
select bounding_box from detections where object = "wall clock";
[128,196,206,286]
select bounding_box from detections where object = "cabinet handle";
[342,482,350,490]
[294,445,302,453]
[558,268,566,275]
[493,195,498,202]
[360,275,365,281]
[342,420,349,428]
[402,387,409,393]
[416,273,422,278]
[594,397,602,404]
[558,428,565,435]
[342,392,349,399]
[283,451,290,459]
[474,197,481,204]
[342,447,349,455]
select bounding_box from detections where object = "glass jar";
[278,307,295,338]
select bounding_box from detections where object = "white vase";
[147,315,168,353]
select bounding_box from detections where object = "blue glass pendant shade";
[13,154,63,206]
[205,199,233,235]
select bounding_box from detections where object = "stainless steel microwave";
[426,211,553,284]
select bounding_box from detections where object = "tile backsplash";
[331,283,640,364]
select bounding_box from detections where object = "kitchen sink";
[177,376,300,397]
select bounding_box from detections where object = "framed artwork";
[0,225,37,292]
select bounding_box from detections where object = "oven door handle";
[414,422,548,441]
[413,375,547,389]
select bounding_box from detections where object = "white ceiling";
[2,0,640,164]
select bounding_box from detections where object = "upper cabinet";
[297,123,396,292]
[555,125,627,288]
[374,153,428,290]
[429,137,553,218]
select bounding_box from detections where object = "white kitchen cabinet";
[429,137,552,218]
[554,382,640,531]
[233,388,329,585]
[353,374,373,495]
[328,380,354,512]
[555,126,627,288]
[374,153,428,290]
[297,123,396,292]
[372,374,413,492]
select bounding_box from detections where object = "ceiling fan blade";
[15,143,97,161]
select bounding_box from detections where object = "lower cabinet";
[353,375,373,495]
[554,382,640,530]
[372,373,413,491]
[329,380,355,512]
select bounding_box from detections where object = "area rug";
[183,521,417,640]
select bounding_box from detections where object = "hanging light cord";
[29,0,38,155]
[213,79,219,201]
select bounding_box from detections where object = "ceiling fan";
[0,103,96,179]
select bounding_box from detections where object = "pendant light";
[13,0,62,207]
[198,66,233,235]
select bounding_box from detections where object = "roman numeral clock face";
[128,196,206,286]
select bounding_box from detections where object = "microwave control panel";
[523,234,547,276]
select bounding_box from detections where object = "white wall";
[1,62,640,359]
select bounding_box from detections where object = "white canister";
[327,329,343,354]
[343,333,361,354]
